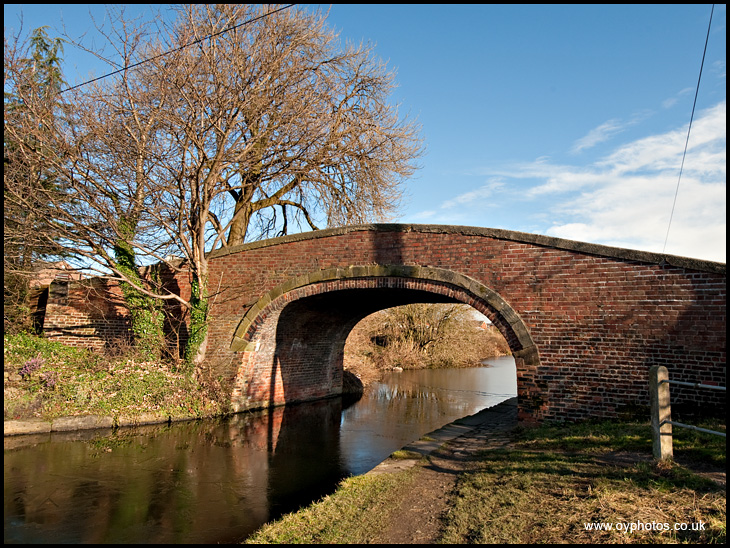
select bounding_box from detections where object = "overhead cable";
[59,4,295,94]
[662,4,715,254]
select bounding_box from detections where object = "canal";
[4,357,516,543]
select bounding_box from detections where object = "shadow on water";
[4,358,516,544]
[4,398,350,544]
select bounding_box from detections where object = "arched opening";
[343,302,512,386]
[229,266,539,417]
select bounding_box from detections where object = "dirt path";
[375,455,459,543]
[370,399,725,544]
[370,399,519,544]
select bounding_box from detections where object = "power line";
[662,4,715,254]
[59,4,295,94]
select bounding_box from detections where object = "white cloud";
[547,103,726,261]
[411,209,437,221]
[662,87,694,109]
[571,119,627,153]
[597,102,726,177]
[711,60,725,80]
[544,173,726,261]
[571,111,653,154]
[452,101,726,262]
[441,179,505,209]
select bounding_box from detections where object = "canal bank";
[370,397,518,544]
[3,408,219,436]
[5,362,518,543]
[245,397,521,544]
[247,398,725,544]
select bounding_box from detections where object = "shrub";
[345,304,511,378]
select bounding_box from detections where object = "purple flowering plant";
[40,371,59,389]
[18,355,45,379]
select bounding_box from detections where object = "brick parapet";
[208,224,725,275]
[43,278,131,351]
[40,224,726,423]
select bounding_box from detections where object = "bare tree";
[345,304,511,372]
[144,4,422,363]
[5,4,422,365]
[152,4,421,248]
[4,26,68,332]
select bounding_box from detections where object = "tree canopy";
[4,5,423,362]
[4,26,67,333]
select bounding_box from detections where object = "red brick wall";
[42,225,726,423]
[42,271,193,358]
[43,278,131,351]
[201,225,725,422]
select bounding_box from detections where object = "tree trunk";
[226,197,252,247]
[184,270,209,371]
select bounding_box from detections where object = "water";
[339,356,517,475]
[4,357,516,544]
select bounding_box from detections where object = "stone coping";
[4,412,198,437]
[367,397,518,475]
[209,224,725,275]
[5,397,517,441]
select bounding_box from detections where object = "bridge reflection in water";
[4,358,516,544]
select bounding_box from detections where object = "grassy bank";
[4,332,227,422]
[245,419,726,544]
[441,420,726,544]
[247,468,420,544]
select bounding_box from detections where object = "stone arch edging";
[229,264,540,366]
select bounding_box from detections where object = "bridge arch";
[40,223,725,422]
[228,265,538,413]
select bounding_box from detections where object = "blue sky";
[5,4,726,262]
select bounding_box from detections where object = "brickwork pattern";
[43,278,131,351]
[228,273,534,412]
[41,225,726,423]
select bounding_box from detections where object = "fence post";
[649,365,673,460]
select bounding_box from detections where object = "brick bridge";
[44,224,726,423]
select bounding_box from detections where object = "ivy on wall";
[114,238,164,362]
[183,273,208,372]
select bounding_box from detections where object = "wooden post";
[649,365,673,460]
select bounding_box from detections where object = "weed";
[3,332,227,421]
[390,449,423,460]
[18,355,45,379]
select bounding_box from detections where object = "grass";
[390,449,424,460]
[440,420,726,544]
[244,419,725,544]
[245,468,419,544]
[4,332,227,422]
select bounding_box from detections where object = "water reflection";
[338,356,517,475]
[4,358,516,544]
[4,401,346,544]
